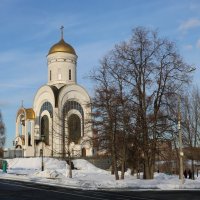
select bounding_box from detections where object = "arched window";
[40,102,53,117]
[63,101,84,117]
[68,114,81,144]
[40,102,53,145]
[41,115,49,145]
[62,101,84,142]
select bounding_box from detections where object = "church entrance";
[82,148,86,157]
[68,114,81,144]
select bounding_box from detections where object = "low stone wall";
[3,149,23,158]
[83,156,112,170]
[3,150,112,170]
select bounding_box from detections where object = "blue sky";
[0,0,200,148]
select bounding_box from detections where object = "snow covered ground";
[0,157,200,190]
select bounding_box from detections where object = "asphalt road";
[0,178,200,200]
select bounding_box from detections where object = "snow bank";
[7,157,66,170]
[34,169,63,179]
[2,157,200,190]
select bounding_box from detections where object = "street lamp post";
[41,135,45,171]
[177,95,184,184]
[176,66,195,184]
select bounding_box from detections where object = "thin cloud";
[183,44,193,50]
[189,3,200,11]
[196,39,200,48]
[179,18,200,31]
[0,101,11,108]
[0,82,36,89]
[0,49,46,83]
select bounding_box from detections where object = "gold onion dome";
[48,38,76,55]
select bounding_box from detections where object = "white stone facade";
[14,34,93,158]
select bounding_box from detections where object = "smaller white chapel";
[13,27,93,158]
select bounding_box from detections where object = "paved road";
[0,178,200,200]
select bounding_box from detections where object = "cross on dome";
[48,26,76,55]
[60,26,64,39]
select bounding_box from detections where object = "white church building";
[13,28,93,158]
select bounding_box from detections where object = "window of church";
[41,115,49,145]
[63,101,84,117]
[63,101,84,137]
[27,121,31,146]
[40,102,53,117]
[68,114,81,144]
[69,69,71,80]
[50,70,52,81]
[39,102,53,146]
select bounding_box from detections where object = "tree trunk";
[121,161,125,179]
[111,160,114,175]
[143,157,151,179]
[68,151,72,178]
[112,138,119,180]
[114,152,119,180]
[143,152,154,179]
[191,159,195,180]
[149,161,155,179]
[121,144,126,179]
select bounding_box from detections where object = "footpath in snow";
[0,157,200,190]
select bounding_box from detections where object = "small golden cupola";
[48,26,76,55]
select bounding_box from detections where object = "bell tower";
[47,26,78,89]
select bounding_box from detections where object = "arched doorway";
[41,115,49,145]
[82,148,86,157]
[68,114,81,144]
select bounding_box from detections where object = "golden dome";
[48,38,76,55]
[16,108,35,122]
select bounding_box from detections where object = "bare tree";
[181,87,200,179]
[91,26,193,179]
[91,63,120,180]
[0,110,6,150]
